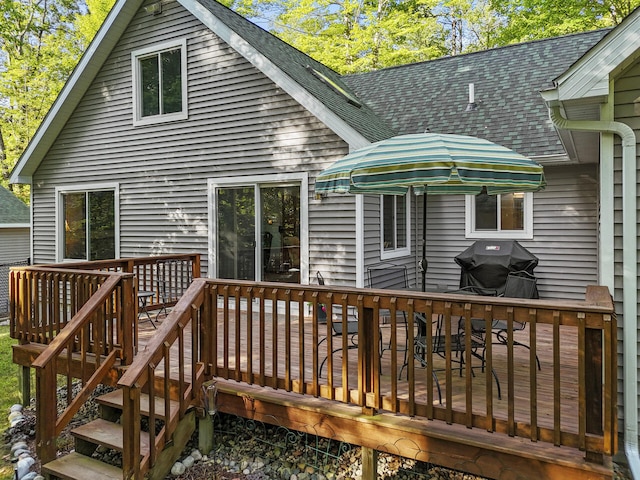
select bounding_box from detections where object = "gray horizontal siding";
[31,1,355,282]
[362,164,598,299]
[0,228,30,263]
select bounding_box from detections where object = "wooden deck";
[9,258,615,480]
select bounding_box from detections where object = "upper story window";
[381,194,410,259]
[466,190,533,239]
[57,184,119,262]
[132,40,187,125]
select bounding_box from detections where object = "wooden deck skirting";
[9,258,616,480]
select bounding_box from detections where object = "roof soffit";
[553,10,640,102]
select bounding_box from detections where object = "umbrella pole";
[421,193,427,292]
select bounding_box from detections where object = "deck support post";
[19,365,30,405]
[198,411,215,454]
[361,446,378,479]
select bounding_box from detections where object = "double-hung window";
[57,185,119,261]
[132,39,187,125]
[466,190,533,239]
[381,194,410,258]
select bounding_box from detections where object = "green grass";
[0,325,23,428]
[0,324,24,479]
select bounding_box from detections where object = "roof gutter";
[549,104,638,477]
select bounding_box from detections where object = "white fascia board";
[181,0,370,151]
[553,11,640,102]
[9,0,145,185]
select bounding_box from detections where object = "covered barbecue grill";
[454,240,538,297]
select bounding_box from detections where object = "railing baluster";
[462,303,473,428]
[553,310,561,446]
[235,286,242,381]
[425,300,434,420]
[296,291,305,393]
[270,288,278,389]
[578,311,586,452]
[258,289,266,386]
[529,308,538,442]
[483,304,494,432]
[507,306,515,436]
[247,287,254,385]
[285,289,292,390]
[444,302,453,424]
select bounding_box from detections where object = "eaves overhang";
[9,0,145,185]
[548,11,640,105]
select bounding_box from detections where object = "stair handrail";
[118,278,208,479]
[30,271,136,465]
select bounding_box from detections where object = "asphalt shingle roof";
[342,30,610,158]
[197,0,396,143]
[0,186,29,224]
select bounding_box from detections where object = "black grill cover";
[454,240,538,296]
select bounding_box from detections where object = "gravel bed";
[2,385,633,480]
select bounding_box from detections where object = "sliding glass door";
[215,182,301,283]
[217,187,256,280]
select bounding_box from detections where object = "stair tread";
[72,418,150,456]
[96,389,179,420]
[42,452,122,480]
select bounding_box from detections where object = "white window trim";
[132,39,188,126]
[380,194,411,260]
[55,183,120,262]
[465,192,533,240]
[207,173,309,284]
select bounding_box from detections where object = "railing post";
[121,385,141,480]
[35,362,57,464]
[121,276,136,364]
[584,325,603,463]
[358,299,377,411]
[583,285,614,463]
[192,254,201,279]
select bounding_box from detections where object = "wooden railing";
[9,254,201,470]
[196,279,616,463]
[118,279,207,479]
[9,267,617,475]
[48,253,201,311]
[10,268,136,463]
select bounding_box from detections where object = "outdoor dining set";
[317,239,541,403]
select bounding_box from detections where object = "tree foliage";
[227,0,640,73]
[0,0,114,200]
[489,0,639,44]
[2,0,640,202]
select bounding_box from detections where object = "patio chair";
[156,259,193,318]
[367,265,411,374]
[316,272,359,378]
[412,285,502,400]
[471,270,541,370]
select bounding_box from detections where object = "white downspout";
[549,105,639,478]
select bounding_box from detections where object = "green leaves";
[0,0,114,200]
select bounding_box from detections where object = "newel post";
[35,362,57,464]
[358,297,380,480]
[121,275,136,364]
[583,285,615,463]
[358,298,376,404]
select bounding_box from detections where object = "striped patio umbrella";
[315,133,546,291]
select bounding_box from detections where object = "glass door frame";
[208,173,309,284]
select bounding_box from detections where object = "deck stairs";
[41,387,187,480]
